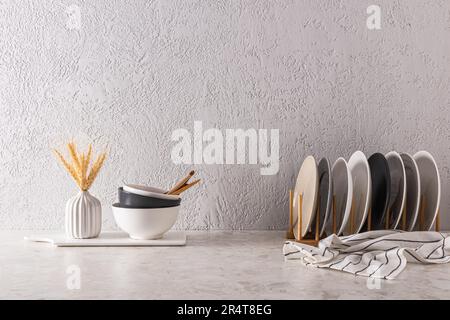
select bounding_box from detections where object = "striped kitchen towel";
[283,230,450,279]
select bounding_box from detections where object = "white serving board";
[24,231,186,247]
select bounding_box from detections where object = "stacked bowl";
[112,185,181,240]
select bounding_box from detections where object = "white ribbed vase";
[65,191,102,239]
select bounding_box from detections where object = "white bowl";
[123,184,180,201]
[112,204,180,240]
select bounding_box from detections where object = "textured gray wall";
[0,0,449,230]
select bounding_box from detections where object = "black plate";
[365,153,391,230]
[118,187,181,208]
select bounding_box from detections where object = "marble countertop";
[0,231,449,299]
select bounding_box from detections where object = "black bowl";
[118,187,181,208]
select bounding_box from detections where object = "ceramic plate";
[345,151,371,235]
[367,153,391,230]
[400,153,421,231]
[326,157,353,236]
[292,156,319,239]
[385,151,407,229]
[413,151,441,230]
[316,158,332,237]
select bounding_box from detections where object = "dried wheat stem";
[80,154,87,190]
[53,149,81,189]
[86,152,106,190]
[67,142,81,176]
[86,144,92,169]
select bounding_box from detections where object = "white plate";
[346,151,371,235]
[413,151,441,230]
[123,184,180,200]
[327,157,353,236]
[24,231,186,247]
[317,158,332,237]
[292,156,319,239]
[400,153,421,231]
[385,151,407,229]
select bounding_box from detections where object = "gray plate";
[400,153,421,231]
[385,151,406,229]
[317,158,332,236]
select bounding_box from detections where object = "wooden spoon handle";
[166,170,195,195]
[171,179,201,195]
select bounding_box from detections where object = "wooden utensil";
[166,170,195,195]
[171,179,201,195]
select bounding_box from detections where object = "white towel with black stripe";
[283,230,450,279]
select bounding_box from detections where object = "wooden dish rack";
[286,190,440,246]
